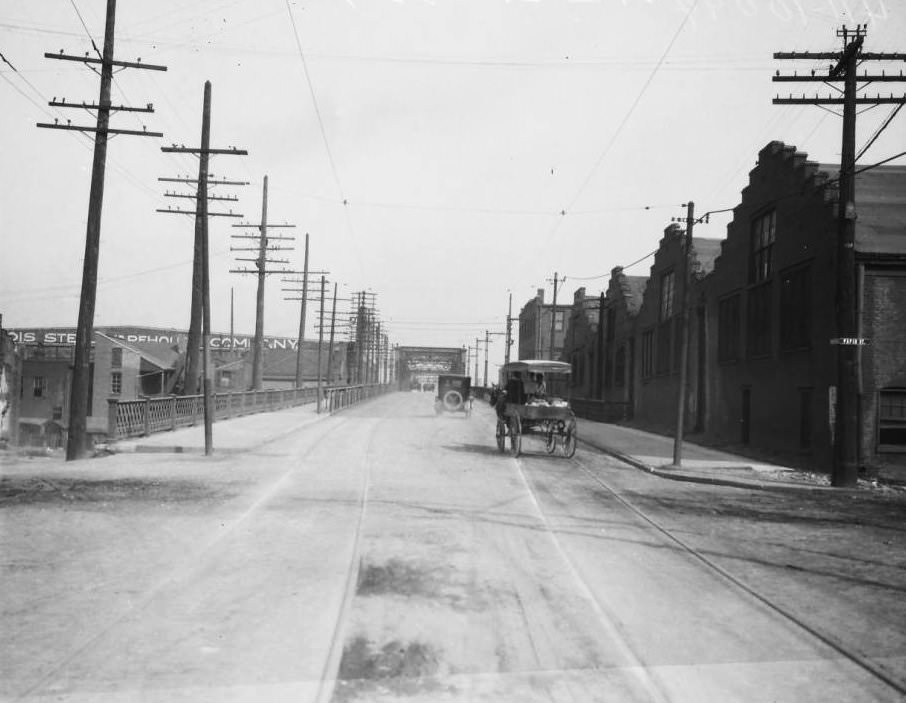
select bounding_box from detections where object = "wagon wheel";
[562,417,577,458]
[495,419,506,452]
[509,415,522,457]
[544,422,557,454]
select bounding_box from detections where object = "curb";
[577,437,843,493]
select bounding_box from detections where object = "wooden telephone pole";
[37,0,166,460]
[230,176,297,390]
[773,25,906,487]
[281,234,328,388]
[160,82,247,455]
[158,174,248,395]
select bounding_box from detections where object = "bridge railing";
[106,383,391,440]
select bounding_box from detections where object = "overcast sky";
[2,0,904,375]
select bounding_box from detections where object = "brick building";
[560,141,906,471]
[517,288,571,361]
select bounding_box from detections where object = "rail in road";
[4,391,904,702]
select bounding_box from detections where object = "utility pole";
[281,234,327,388]
[317,276,326,411]
[505,292,514,366]
[158,171,247,382]
[230,177,297,389]
[160,82,247,455]
[486,330,507,387]
[38,0,166,460]
[547,272,564,360]
[671,202,695,468]
[773,25,906,487]
[327,282,338,384]
[474,338,481,383]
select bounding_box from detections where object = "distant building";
[4,325,352,446]
[517,288,571,361]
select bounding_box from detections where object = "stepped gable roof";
[691,237,722,277]
[608,266,647,316]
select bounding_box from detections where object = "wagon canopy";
[503,360,572,375]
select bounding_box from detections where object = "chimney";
[536,288,545,304]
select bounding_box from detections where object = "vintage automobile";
[434,374,472,416]
[494,360,576,457]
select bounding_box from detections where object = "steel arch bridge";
[396,346,467,390]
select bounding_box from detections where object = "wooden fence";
[107,384,389,440]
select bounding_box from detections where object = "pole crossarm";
[49,100,157,112]
[155,208,243,217]
[45,51,167,71]
[231,268,300,275]
[165,193,239,202]
[161,146,248,155]
[773,74,906,82]
[37,122,163,137]
[773,96,906,105]
[158,177,250,186]
[773,51,906,60]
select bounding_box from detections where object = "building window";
[879,389,906,449]
[111,371,122,395]
[554,311,565,332]
[718,294,741,362]
[614,345,626,387]
[33,376,46,398]
[656,320,672,375]
[641,329,654,380]
[750,210,776,283]
[660,270,676,320]
[780,265,811,351]
[747,281,772,358]
[111,347,123,368]
[799,388,813,449]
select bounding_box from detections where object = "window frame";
[660,270,676,321]
[878,388,906,452]
[750,209,776,283]
[110,371,122,395]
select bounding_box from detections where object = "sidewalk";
[107,402,326,455]
[575,418,905,493]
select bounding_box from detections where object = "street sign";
[830,337,870,346]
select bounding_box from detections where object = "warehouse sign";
[7,327,303,350]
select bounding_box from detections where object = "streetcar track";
[510,455,673,703]
[566,450,906,698]
[314,410,383,703]
[13,414,354,702]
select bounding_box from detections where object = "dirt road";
[2,392,904,701]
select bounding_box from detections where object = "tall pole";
[474,338,480,382]
[505,292,513,366]
[671,201,694,468]
[229,287,234,352]
[327,282,338,384]
[549,272,559,360]
[65,0,116,460]
[251,176,269,390]
[295,233,310,387]
[483,330,490,387]
[833,29,861,487]
[772,24,906,487]
[317,276,326,412]
[198,81,214,456]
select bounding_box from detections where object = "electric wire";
[544,0,700,244]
